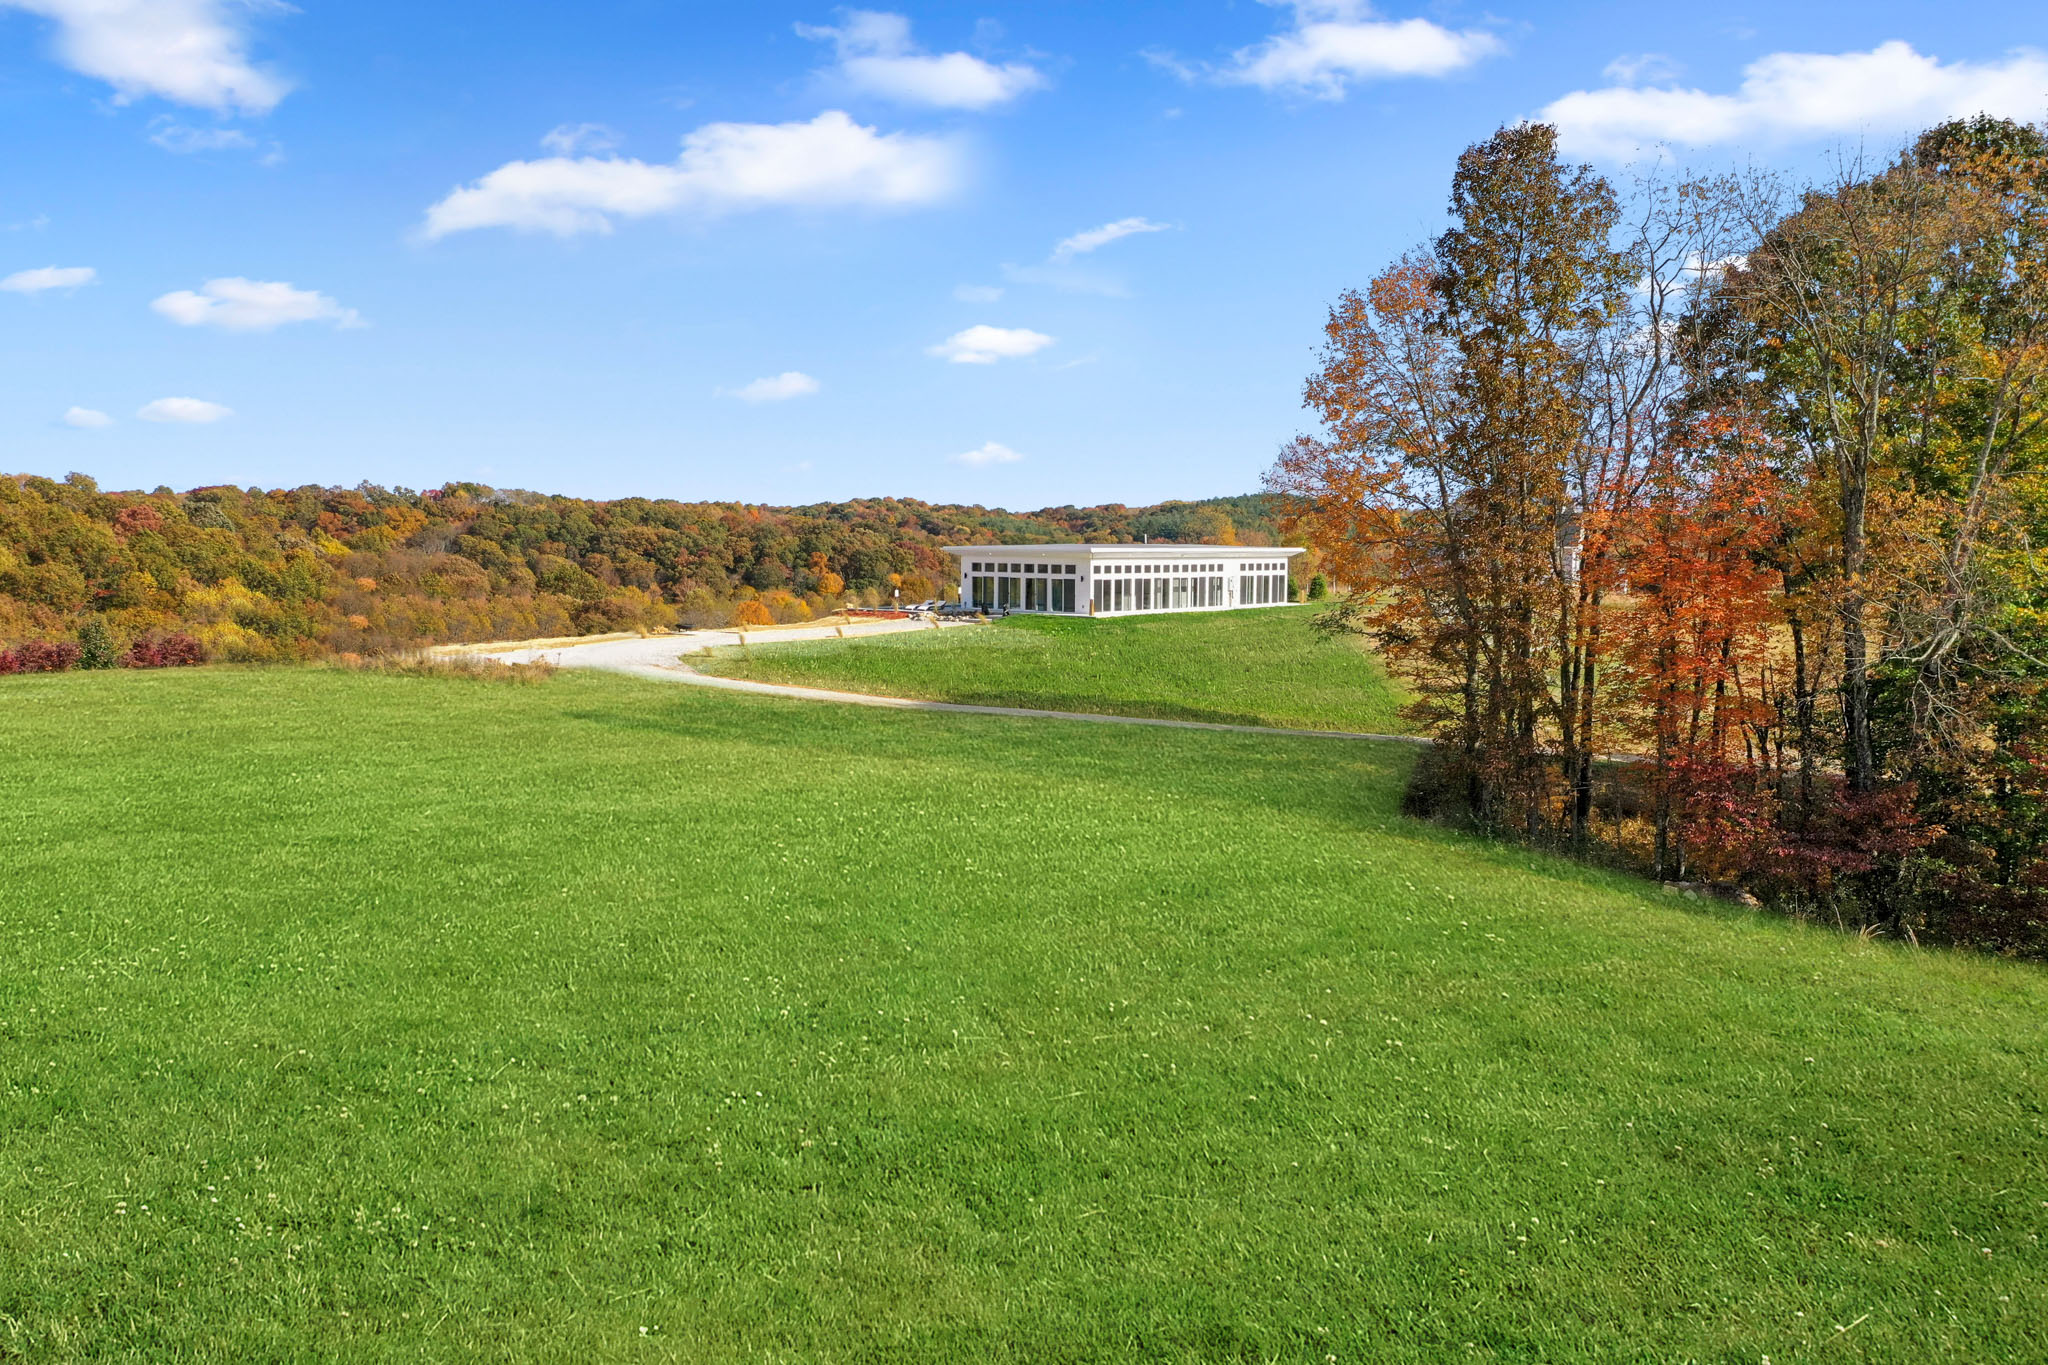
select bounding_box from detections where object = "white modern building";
[945,544,1306,616]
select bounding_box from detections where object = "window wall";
[970,556,1293,615]
[965,560,1079,613]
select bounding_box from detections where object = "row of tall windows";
[1239,572,1288,604]
[969,566,1077,612]
[1091,574,1228,612]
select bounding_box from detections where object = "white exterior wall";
[950,546,1305,617]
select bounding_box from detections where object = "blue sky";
[3,1,2045,506]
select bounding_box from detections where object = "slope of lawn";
[2,666,2044,1363]
[696,606,1414,733]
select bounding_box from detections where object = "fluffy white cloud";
[730,371,821,402]
[929,324,1055,364]
[540,122,620,156]
[151,277,364,331]
[952,283,1004,302]
[1051,217,1171,262]
[0,264,95,292]
[1218,1,1501,98]
[798,10,1044,109]
[950,441,1025,466]
[62,405,112,428]
[0,0,289,113]
[138,396,231,423]
[423,110,960,239]
[1544,41,2048,160]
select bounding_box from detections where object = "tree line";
[1270,116,2048,955]
[0,475,1279,661]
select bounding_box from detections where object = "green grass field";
[3,666,2045,1362]
[696,608,1414,734]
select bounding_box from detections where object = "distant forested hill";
[0,473,1286,658]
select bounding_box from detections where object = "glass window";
[1172,576,1189,608]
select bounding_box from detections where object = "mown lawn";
[2,666,2044,1363]
[696,607,1414,734]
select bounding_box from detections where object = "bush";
[2,640,83,673]
[1307,573,1330,601]
[122,633,207,669]
[77,618,118,670]
[729,601,774,627]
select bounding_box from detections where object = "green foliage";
[0,667,2043,1359]
[73,617,116,670]
[1306,572,1330,600]
[701,608,1413,733]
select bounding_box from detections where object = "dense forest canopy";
[0,474,1280,658]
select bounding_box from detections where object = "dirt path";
[470,623,1424,744]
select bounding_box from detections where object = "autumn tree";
[1722,152,1997,791]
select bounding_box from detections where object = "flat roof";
[944,544,1303,557]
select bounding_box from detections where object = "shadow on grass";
[891,689,1282,728]
[552,682,1417,826]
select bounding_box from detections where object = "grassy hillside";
[3,667,2044,1361]
[698,608,1414,734]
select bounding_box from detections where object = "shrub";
[729,600,774,627]
[8,640,82,673]
[1307,573,1330,601]
[76,618,118,670]
[122,633,207,669]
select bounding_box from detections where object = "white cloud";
[0,264,95,292]
[0,0,290,114]
[1602,53,1680,85]
[422,110,960,239]
[929,324,1055,364]
[138,396,232,423]
[730,371,821,402]
[797,10,1044,110]
[148,119,256,153]
[1141,48,1200,84]
[1051,216,1171,262]
[953,283,1003,302]
[950,440,1025,465]
[1544,41,2048,161]
[541,123,620,156]
[151,277,364,331]
[62,405,112,428]
[1217,1,1501,98]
